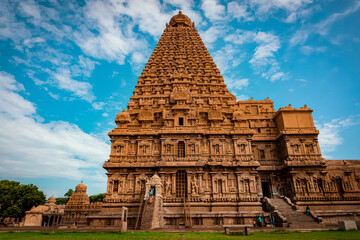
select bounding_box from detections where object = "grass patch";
[0,230,359,240]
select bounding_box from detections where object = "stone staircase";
[269,198,321,228]
[135,190,146,230]
[140,201,155,230]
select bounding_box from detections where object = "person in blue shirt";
[149,187,155,204]
[149,187,155,197]
[257,216,262,227]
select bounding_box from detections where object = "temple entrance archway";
[261,182,271,198]
[336,178,345,197]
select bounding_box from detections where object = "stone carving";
[115,109,131,124]
[164,176,172,196]
[138,109,154,122]
[191,175,199,195]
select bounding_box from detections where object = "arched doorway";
[336,178,345,197]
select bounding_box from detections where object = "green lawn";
[0,230,359,240]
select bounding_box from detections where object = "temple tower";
[103,11,360,228]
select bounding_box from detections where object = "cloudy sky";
[0,0,359,197]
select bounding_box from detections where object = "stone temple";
[98,11,360,229]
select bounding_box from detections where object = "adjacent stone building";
[23,196,64,227]
[101,11,360,229]
[62,182,102,226]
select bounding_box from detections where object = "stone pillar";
[235,171,242,197]
[130,139,136,156]
[208,138,213,157]
[300,138,306,155]
[247,136,252,155]
[110,139,115,155]
[232,137,238,155]
[121,207,128,232]
[210,172,216,194]
[137,138,142,157]
[172,172,176,195]
[314,138,321,155]
[187,172,192,196]
[256,176,263,198]
[220,137,226,156]
[199,171,204,194]
[224,172,229,193]
[160,138,165,156]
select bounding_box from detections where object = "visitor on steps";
[257,216,262,227]
[304,205,310,215]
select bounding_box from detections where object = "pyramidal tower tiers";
[102,12,360,229]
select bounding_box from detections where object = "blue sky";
[0,0,359,198]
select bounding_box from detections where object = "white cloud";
[92,102,106,110]
[23,37,45,48]
[0,1,32,41]
[225,78,249,91]
[248,0,313,22]
[300,45,326,55]
[212,44,246,74]
[199,25,228,46]
[270,72,285,82]
[19,0,41,20]
[75,56,98,77]
[76,28,145,65]
[75,0,160,65]
[77,0,203,66]
[316,115,360,157]
[226,0,318,23]
[289,29,310,47]
[227,1,253,22]
[290,1,360,47]
[250,32,281,63]
[201,0,226,21]
[0,72,109,180]
[53,69,96,103]
[314,1,360,36]
[225,30,283,81]
[235,94,249,101]
[131,52,147,64]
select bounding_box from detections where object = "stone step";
[269,198,318,227]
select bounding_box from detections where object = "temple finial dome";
[75,182,87,192]
[115,108,131,123]
[169,10,192,27]
[47,196,56,205]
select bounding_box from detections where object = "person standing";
[257,216,262,227]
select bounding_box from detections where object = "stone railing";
[161,154,201,162]
[287,154,323,161]
[282,196,299,211]
[209,154,227,162]
[109,154,261,164]
[259,159,283,166]
[262,197,288,227]
[294,196,360,201]
[309,210,324,224]
[234,154,252,162]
